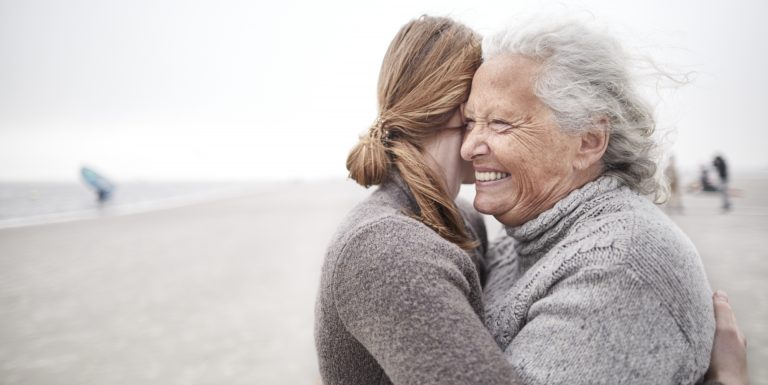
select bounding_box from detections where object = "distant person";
[713,154,732,210]
[700,165,718,192]
[665,155,684,213]
[80,166,114,203]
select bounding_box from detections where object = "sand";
[0,177,765,384]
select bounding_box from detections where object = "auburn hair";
[345,15,482,250]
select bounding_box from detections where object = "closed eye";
[489,120,516,132]
[464,118,476,131]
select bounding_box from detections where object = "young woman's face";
[422,109,475,199]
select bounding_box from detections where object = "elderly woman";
[461,21,716,384]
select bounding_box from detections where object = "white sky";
[1,0,767,181]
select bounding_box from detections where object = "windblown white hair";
[483,19,664,199]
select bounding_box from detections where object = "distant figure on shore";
[713,154,732,210]
[699,165,718,192]
[664,155,684,213]
[80,166,114,203]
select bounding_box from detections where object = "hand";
[705,290,749,385]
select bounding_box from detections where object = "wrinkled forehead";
[466,54,542,115]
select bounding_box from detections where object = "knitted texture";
[315,173,520,385]
[484,175,715,385]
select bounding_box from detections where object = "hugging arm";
[704,291,749,385]
[332,219,519,385]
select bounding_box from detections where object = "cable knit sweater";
[483,175,715,385]
[315,173,521,385]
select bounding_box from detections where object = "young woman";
[314,15,748,385]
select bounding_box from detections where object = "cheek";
[492,135,547,200]
[447,132,465,167]
[544,133,580,173]
[441,131,467,188]
[491,135,525,174]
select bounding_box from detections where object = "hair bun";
[346,129,390,187]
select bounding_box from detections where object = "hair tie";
[369,115,391,146]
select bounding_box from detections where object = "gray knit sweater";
[315,174,521,385]
[483,175,715,385]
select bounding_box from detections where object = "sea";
[0,181,266,229]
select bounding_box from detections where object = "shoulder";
[333,193,457,254]
[326,207,485,324]
[583,189,704,274]
[561,188,709,305]
[339,213,448,263]
[327,191,422,256]
[327,202,477,293]
[558,187,714,359]
[563,187,695,264]
[623,197,714,356]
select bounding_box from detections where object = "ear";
[574,117,610,171]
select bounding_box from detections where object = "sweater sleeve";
[503,265,695,385]
[332,218,519,385]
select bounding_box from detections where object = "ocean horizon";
[4,168,767,229]
[0,181,277,229]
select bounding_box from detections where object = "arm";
[332,218,519,385]
[503,265,696,385]
[704,290,749,385]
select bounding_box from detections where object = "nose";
[460,126,490,162]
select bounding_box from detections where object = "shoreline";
[0,182,285,230]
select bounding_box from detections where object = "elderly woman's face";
[461,55,586,226]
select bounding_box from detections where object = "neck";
[496,170,600,227]
[506,175,623,265]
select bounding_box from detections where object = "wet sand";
[0,177,765,384]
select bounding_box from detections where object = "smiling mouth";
[475,171,511,182]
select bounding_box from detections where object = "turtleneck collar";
[504,175,625,264]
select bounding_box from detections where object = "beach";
[1,177,766,384]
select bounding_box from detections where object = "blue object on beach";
[80,167,115,202]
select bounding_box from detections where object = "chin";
[472,195,500,216]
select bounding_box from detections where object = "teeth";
[475,171,510,182]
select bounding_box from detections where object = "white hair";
[483,19,664,199]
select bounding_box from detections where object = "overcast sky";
[1,0,767,181]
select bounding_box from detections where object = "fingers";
[713,290,735,329]
[713,289,729,303]
[712,290,747,348]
